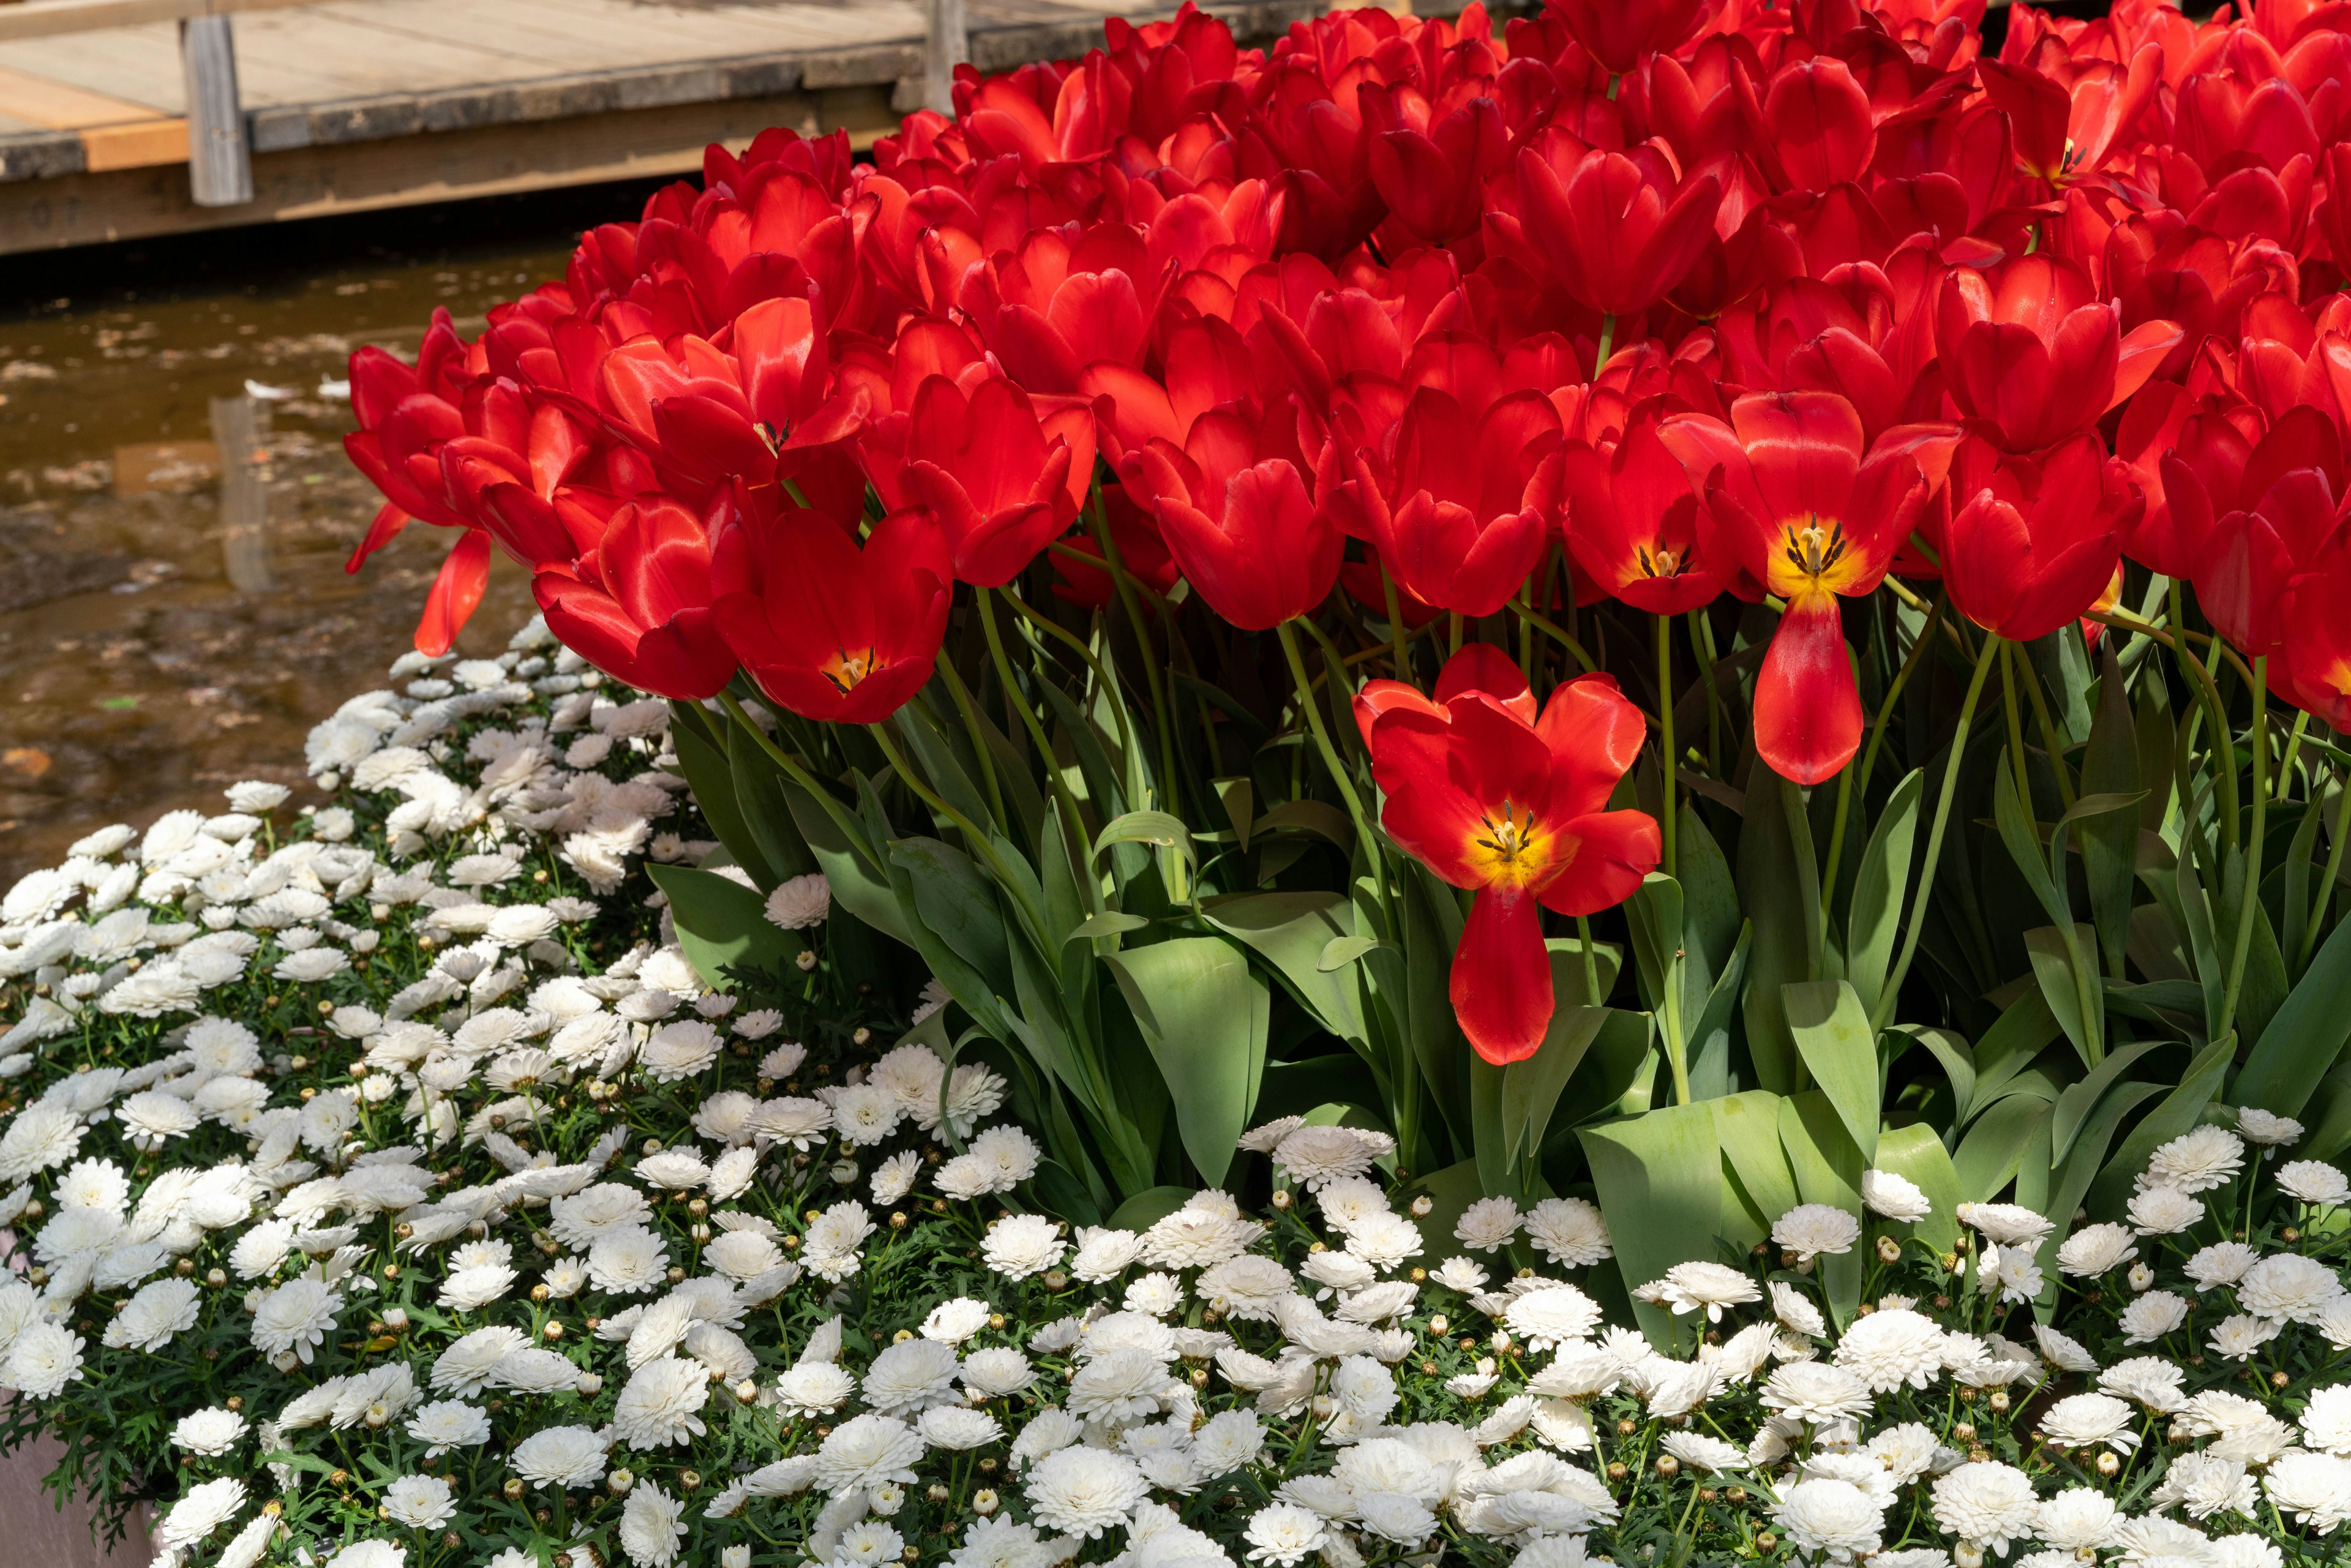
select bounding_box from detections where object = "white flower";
[1642,1261,1760,1321]
[1272,1124,1382,1190]
[2034,1488,2119,1551]
[1832,1308,1944,1392]
[612,1357,709,1449]
[1761,1362,1872,1423]
[1025,1447,1147,1538]
[5,1320,83,1398]
[619,1482,688,1567]
[872,1151,920,1205]
[102,1275,200,1351]
[2099,1356,2187,1411]
[2279,1161,2351,1206]
[1955,1203,2053,1248]
[381,1475,455,1530]
[2153,1452,2259,1521]
[763,874,831,929]
[2184,1241,2260,1291]
[2055,1223,2135,1276]
[1068,1348,1177,1424]
[2266,1450,2351,1534]
[1861,1169,1932,1221]
[983,1215,1064,1280]
[2031,1324,2097,1374]
[2142,1126,2244,1194]
[1524,1196,1611,1267]
[865,1337,961,1416]
[776,1362,856,1414]
[1455,1196,1521,1253]
[1141,1202,1256,1270]
[2041,1392,2138,1452]
[1771,1280,1828,1338]
[438,1262,518,1313]
[2307,1386,2351,1456]
[640,1020,722,1082]
[433,1327,530,1395]
[2208,1313,2284,1360]
[814,1414,926,1495]
[961,1348,1035,1400]
[831,1084,904,1147]
[0,1106,83,1180]
[1774,1478,1883,1564]
[157,1477,247,1548]
[2238,1252,2344,1321]
[917,1406,1002,1450]
[2239,1108,2302,1147]
[251,1278,339,1364]
[171,1406,249,1457]
[2129,1185,2206,1234]
[1931,1462,2038,1555]
[1504,1286,1602,1351]
[513,1425,609,1489]
[2118,1289,2191,1343]
[1244,1503,1329,1566]
[322,1543,406,1568]
[588,1226,672,1294]
[405,1400,491,1457]
[1663,1430,1749,1475]
[1773,1204,1860,1262]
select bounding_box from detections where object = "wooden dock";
[0,0,1321,253]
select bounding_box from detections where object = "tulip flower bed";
[14,0,2351,1560]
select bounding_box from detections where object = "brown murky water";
[0,183,672,887]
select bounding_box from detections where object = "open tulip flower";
[1936,254,2181,456]
[1662,392,1934,787]
[1561,417,1725,615]
[1357,646,1659,1065]
[710,503,953,724]
[532,492,739,701]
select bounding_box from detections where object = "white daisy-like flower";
[2055,1222,2136,1276]
[1453,1196,1521,1253]
[2118,1289,2191,1343]
[2239,1108,2302,1147]
[774,1361,856,1414]
[814,1414,926,1496]
[871,1150,920,1205]
[1861,1168,1932,1221]
[2278,1160,2351,1206]
[1832,1307,1945,1392]
[2128,1185,2205,1234]
[1504,1285,1603,1351]
[2308,1386,2351,1457]
[703,1229,786,1282]
[2141,1125,2244,1194]
[1140,1202,1255,1270]
[0,1106,83,1181]
[2265,1450,2351,1534]
[1641,1261,1760,1321]
[1955,1202,2053,1247]
[2041,1392,2139,1452]
[2032,1324,2097,1374]
[432,1327,530,1395]
[2151,1451,2259,1521]
[1024,1446,1147,1539]
[2238,1252,2344,1322]
[381,1474,455,1531]
[611,1356,710,1449]
[1243,1502,1329,1566]
[1663,1430,1749,1475]
[2098,1356,2188,1412]
[250,1278,340,1364]
[321,1540,406,1568]
[1761,1362,1872,1423]
[1123,1272,1184,1317]
[763,874,831,929]
[1930,1461,2039,1555]
[982,1214,1064,1280]
[101,1275,201,1352]
[1272,1124,1382,1190]
[618,1481,688,1567]
[864,1337,962,1416]
[1773,1478,1883,1564]
[170,1406,249,1457]
[830,1084,904,1147]
[405,1400,491,1457]
[640,1020,722,1082]
[1524,1196,1612,1267]
[1772,1203,1860,1262]
[2184,1240,2260,1291]
[1770,1280,1828,1338]
[960,1348,1035,1400]
[1067,1348,1177,1425]
[2208,1313,2284,1361]
[588,1226,672,1295]
[512,1425,609,1489]
[5,1321,83,1398]
[116,1090,201,1149]
[2034,1487,2119,1551]
[156,1477,247,1549]
[917,1406,1002,1450]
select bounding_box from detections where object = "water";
[0,180,672,887]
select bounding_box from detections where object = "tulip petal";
[1450,885,1554,1065]
[1756,591,1862,786]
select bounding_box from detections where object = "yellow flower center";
[822,646,876,695]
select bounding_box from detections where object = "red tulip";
[2282,534,2351,728]
[1976,49,2160,186]
[1560,420,1726,615]
[1125,411,1340,630]
[1662,392,1931,786]
[1333,388,1561,618]
[1942,435,2141,641]
[868,375,1097,588]
[533,492,738,701]
[1049,483,1183,610]
[1937,254,2181,454]
[1513,130,1723,320]
[2193,464,2350,661]
[1357,647,1659,1063]
[711,506,952,724]
[1545,0,1715,76]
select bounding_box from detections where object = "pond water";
[0,181,669,887]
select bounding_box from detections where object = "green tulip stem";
[1823,596,1944,912]
[932,648,1007,828]
[1382,567,1412,684]
[1871,631,2001,1033]
[2304,767,2351,972]
[2220,655,2271,1043]
[1277,618,1387,909]
[1655,612,1677,879]
[2000,639,2035,825]
[1594,313,1618,375]
[2014,640,2077,812]
[1087,482,1179,816]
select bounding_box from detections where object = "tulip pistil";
[1469,801,1553,888]
[1639,543,1693,579]
[821,646,877,695]
[1783,515,1850,583]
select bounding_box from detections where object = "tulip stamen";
[1784,516,1848,581]
[1641,543,1692,579]
[821,647,877,695]
[1474,801,1542,865]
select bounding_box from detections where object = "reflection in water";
[0,182,669,887]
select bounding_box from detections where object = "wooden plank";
[0,82,899,251]
[226,9,578,95]
[0,0,318,45]
[0,29,190,113]
[81,116,187,167]
[0,59,171,126]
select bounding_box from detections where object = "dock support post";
[181,13,253,207]
[209,395,274,594]
[921,0,966,114]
